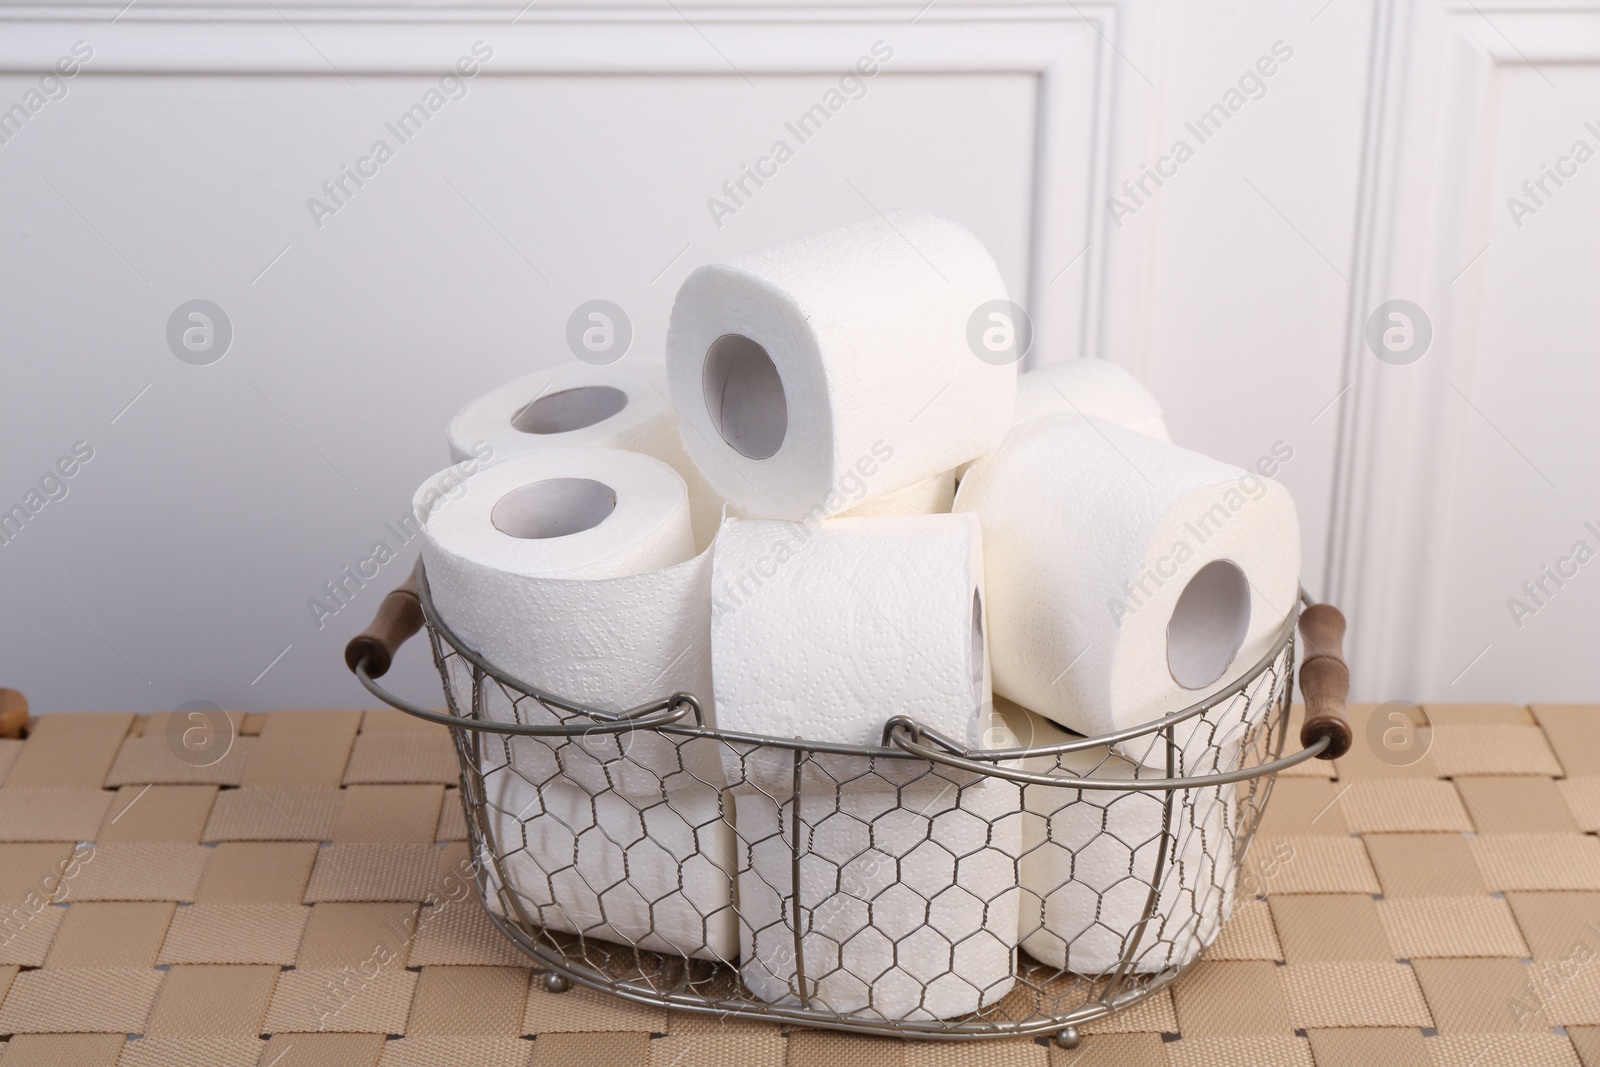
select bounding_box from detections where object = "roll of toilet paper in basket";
[733,774,1022,1020]
[446,359,714,500]
[665,210,1015,520]
[998,699,1235,976]
[1013,360,1169,440]
[709,512,995,792]
[956,360,1168,480]
[954,415,1300,767]
[477,760,739,962]
[417,448,724,796]
[710,512,1021,1019]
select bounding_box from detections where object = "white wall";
[0,0,1593,714]
[1332,1,1600,702]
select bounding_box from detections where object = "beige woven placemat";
[0,702,1594,1065]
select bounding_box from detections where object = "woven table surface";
[0,702,1595,1066]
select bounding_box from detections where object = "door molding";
[1328,0,1600,697]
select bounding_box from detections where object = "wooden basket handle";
[0,688,27,739]
[1298,603,1352,760]
[343,563,424,679]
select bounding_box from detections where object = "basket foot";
[543,973,572,994]
[1054,1026,1081,1049]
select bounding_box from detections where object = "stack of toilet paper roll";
[414,208,1302,1017]
[710,514,1020,1019]
[417,448,738,961]
[666,212,1024,1018]
[447,360,725,544]
[447,360,689,484]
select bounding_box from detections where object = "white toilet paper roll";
[480,762,739,961]
[710,513,992,792]
[446,360,714,498]
[998,700,1235,975]
[733,776,1022,1019]
[955,361,1169,480]
[954,416,1299,760]
[840,470,955,517]
[665,211,1016,520]
[1014,360,1170,441]
[419,449,723,795]
[987,690,1232,983]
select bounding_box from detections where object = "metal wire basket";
[345,564,1351,1048]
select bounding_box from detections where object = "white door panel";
[1334,6,1600,703]
[1417,64,1600,701]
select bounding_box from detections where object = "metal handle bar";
[345,563,1350,766]
[351,656,695,736]
[346,562,695,737]
[884,598,1352,787]
[884,717,1329,792]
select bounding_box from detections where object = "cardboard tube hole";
[511,386,629,435]
[492,478,617,540]
[1166,559,1251,689]
[702,333,787,459]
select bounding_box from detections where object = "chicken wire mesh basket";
[347,564,1350,1046]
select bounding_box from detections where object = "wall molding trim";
[1330,0,1600,697]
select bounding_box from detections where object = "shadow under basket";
[346,564,1351,1048]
